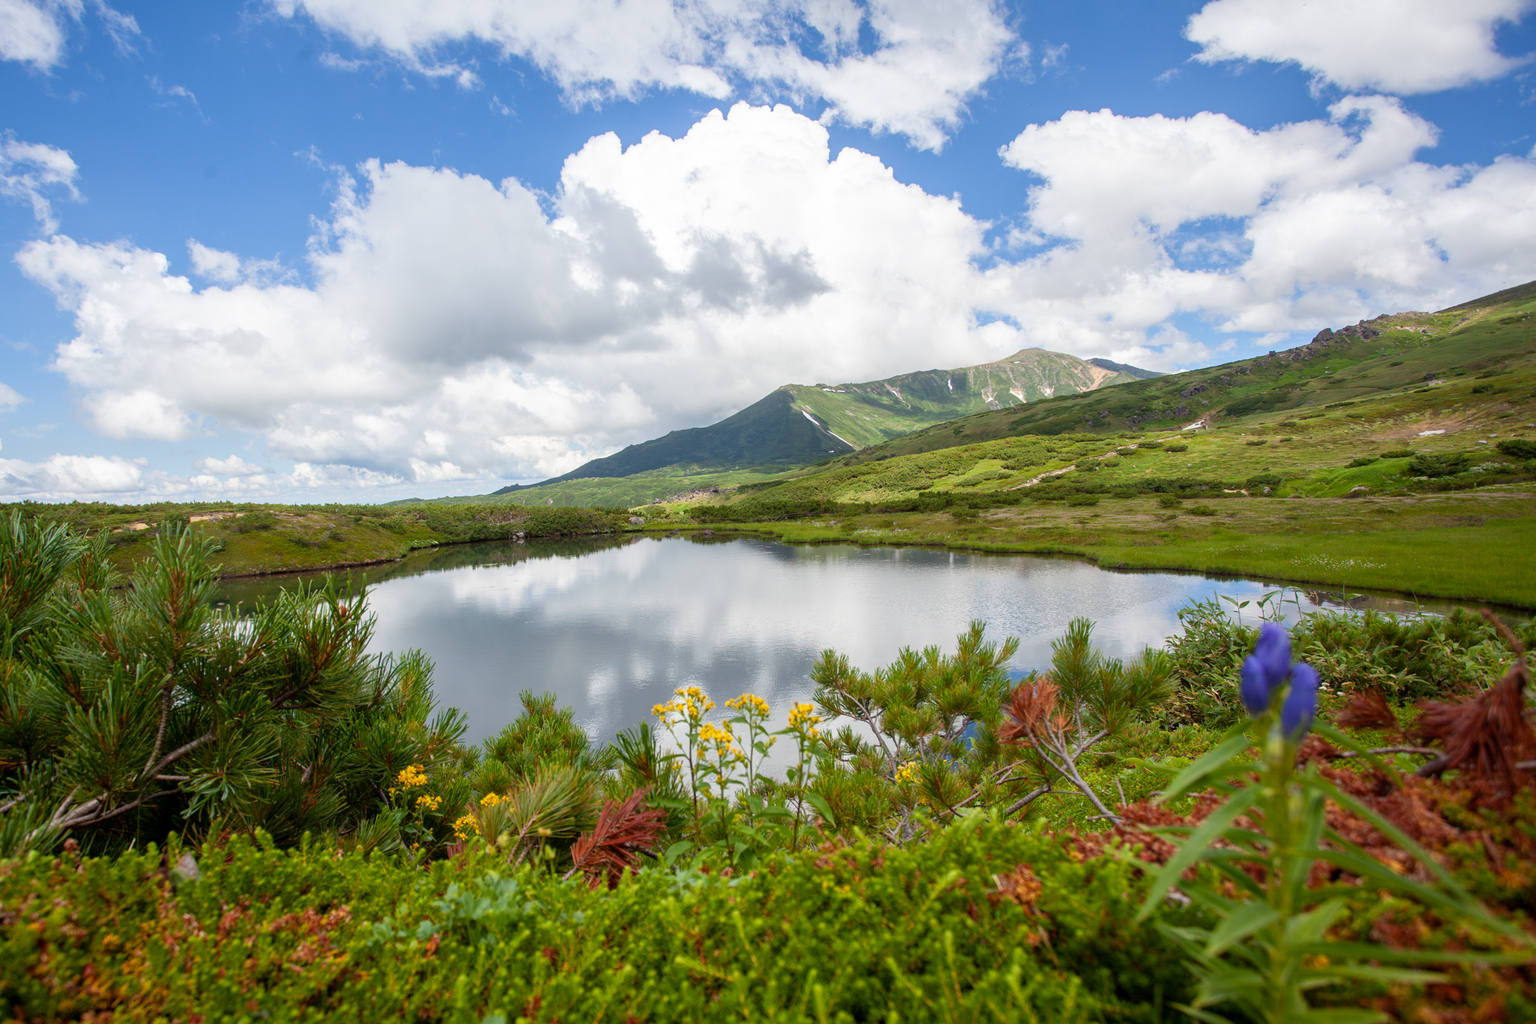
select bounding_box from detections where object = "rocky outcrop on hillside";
[1255,313,1434,368]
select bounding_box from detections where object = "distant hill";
[491,347,1153,495]
[819,278,1536,467]
[1088,357,1164,380]
[499,389,855,491]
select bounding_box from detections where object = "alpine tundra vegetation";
[2,512,1534,1021]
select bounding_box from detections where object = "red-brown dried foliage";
[999,678,1064,747]
[1414,657,1534,797]
[1334,687,1400,733]
[568,788,666,889]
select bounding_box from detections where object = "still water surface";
[216,536,1358,746]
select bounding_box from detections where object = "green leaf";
[803,791,836,829]
[1156,730,1255,806]
[1204,901,1280,957]
[1312,721,1403,789]
[1283,899,1346,948]
[1294,941,1532,967]
[1307,966,1444,984]
[1171,1004,1236,1024]
[662,840,693,868]
[1282,1009,1385,1024]
[1137,785,1262,923]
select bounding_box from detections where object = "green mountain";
[778,347,1154,451]
[489,347,1153,498]
[441,280,1532,510]
[675,279,1536,522]
[816,280,1536,468]
[514,389,856,488]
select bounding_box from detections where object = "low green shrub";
[230,509,278,532]
[1379,448,1415,459]
[1164,443,1188,452]
[1496,438,1536,459]
[1348,456,1378,467]
[1407,452,1472,478]
[0,819,1203,1023]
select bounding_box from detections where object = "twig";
[144,730,217,780]
[1337,746,1440,759]
[1002,785,1052,818]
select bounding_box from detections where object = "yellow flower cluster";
[452,814,479,840]
[415,794,442,812]
[725,693,770,717]
[479,792,504,808]
[387,763,429,799]
[699,721,746,768]
[698,721,735,747]
[894,761,921,785]
[787,702,822,736]
[653,685,714,723]
[394,764,428,789]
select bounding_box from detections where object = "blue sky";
[1,0,1533,502]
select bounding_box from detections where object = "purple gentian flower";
[1239,656,1272,715]
[1281,663,1319,739]
[1252,622,1292,691]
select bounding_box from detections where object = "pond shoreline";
[220,524,1533,618]
[641,525,1535,616]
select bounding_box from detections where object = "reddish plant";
[998,678,1063,746]
[565,788,666,888]
[1413,612,1534,796]
[1334,687,1400,733]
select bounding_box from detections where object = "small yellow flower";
[452,814,479,840]
[726,693,770,717]
[415,794,442,812]
[698,721,735,745]
[895,761,921,785]
[394,764,428,789]
[480,791,504,808]
[788,702,822,730]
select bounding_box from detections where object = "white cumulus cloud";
[1186,0,1535,95]
[0,453,147,499]
[187,240,244,284]
[15,101,1536,494]
[0,132,80,232]
[20,104,992,482]
[271,0,1017,150]
[0,0,140,70]
[988,95,1536,369]
[0,381,24,411]
[196,454,266,476]
[0,0,66,68]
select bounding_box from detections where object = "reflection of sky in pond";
[357,536,1312,751]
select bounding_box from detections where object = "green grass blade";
[1137,785,1262,923]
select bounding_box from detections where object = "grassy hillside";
[781,346,1147,449]
[635,282,1536,606]
[3,503,627,578]
[430,463,805,509]
[827,300,1533,463]
[479,347,1149,505]
[517,389,855,487]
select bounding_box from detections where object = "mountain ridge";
[491,346,1154,494]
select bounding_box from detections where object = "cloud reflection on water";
[359,537,1291,749]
